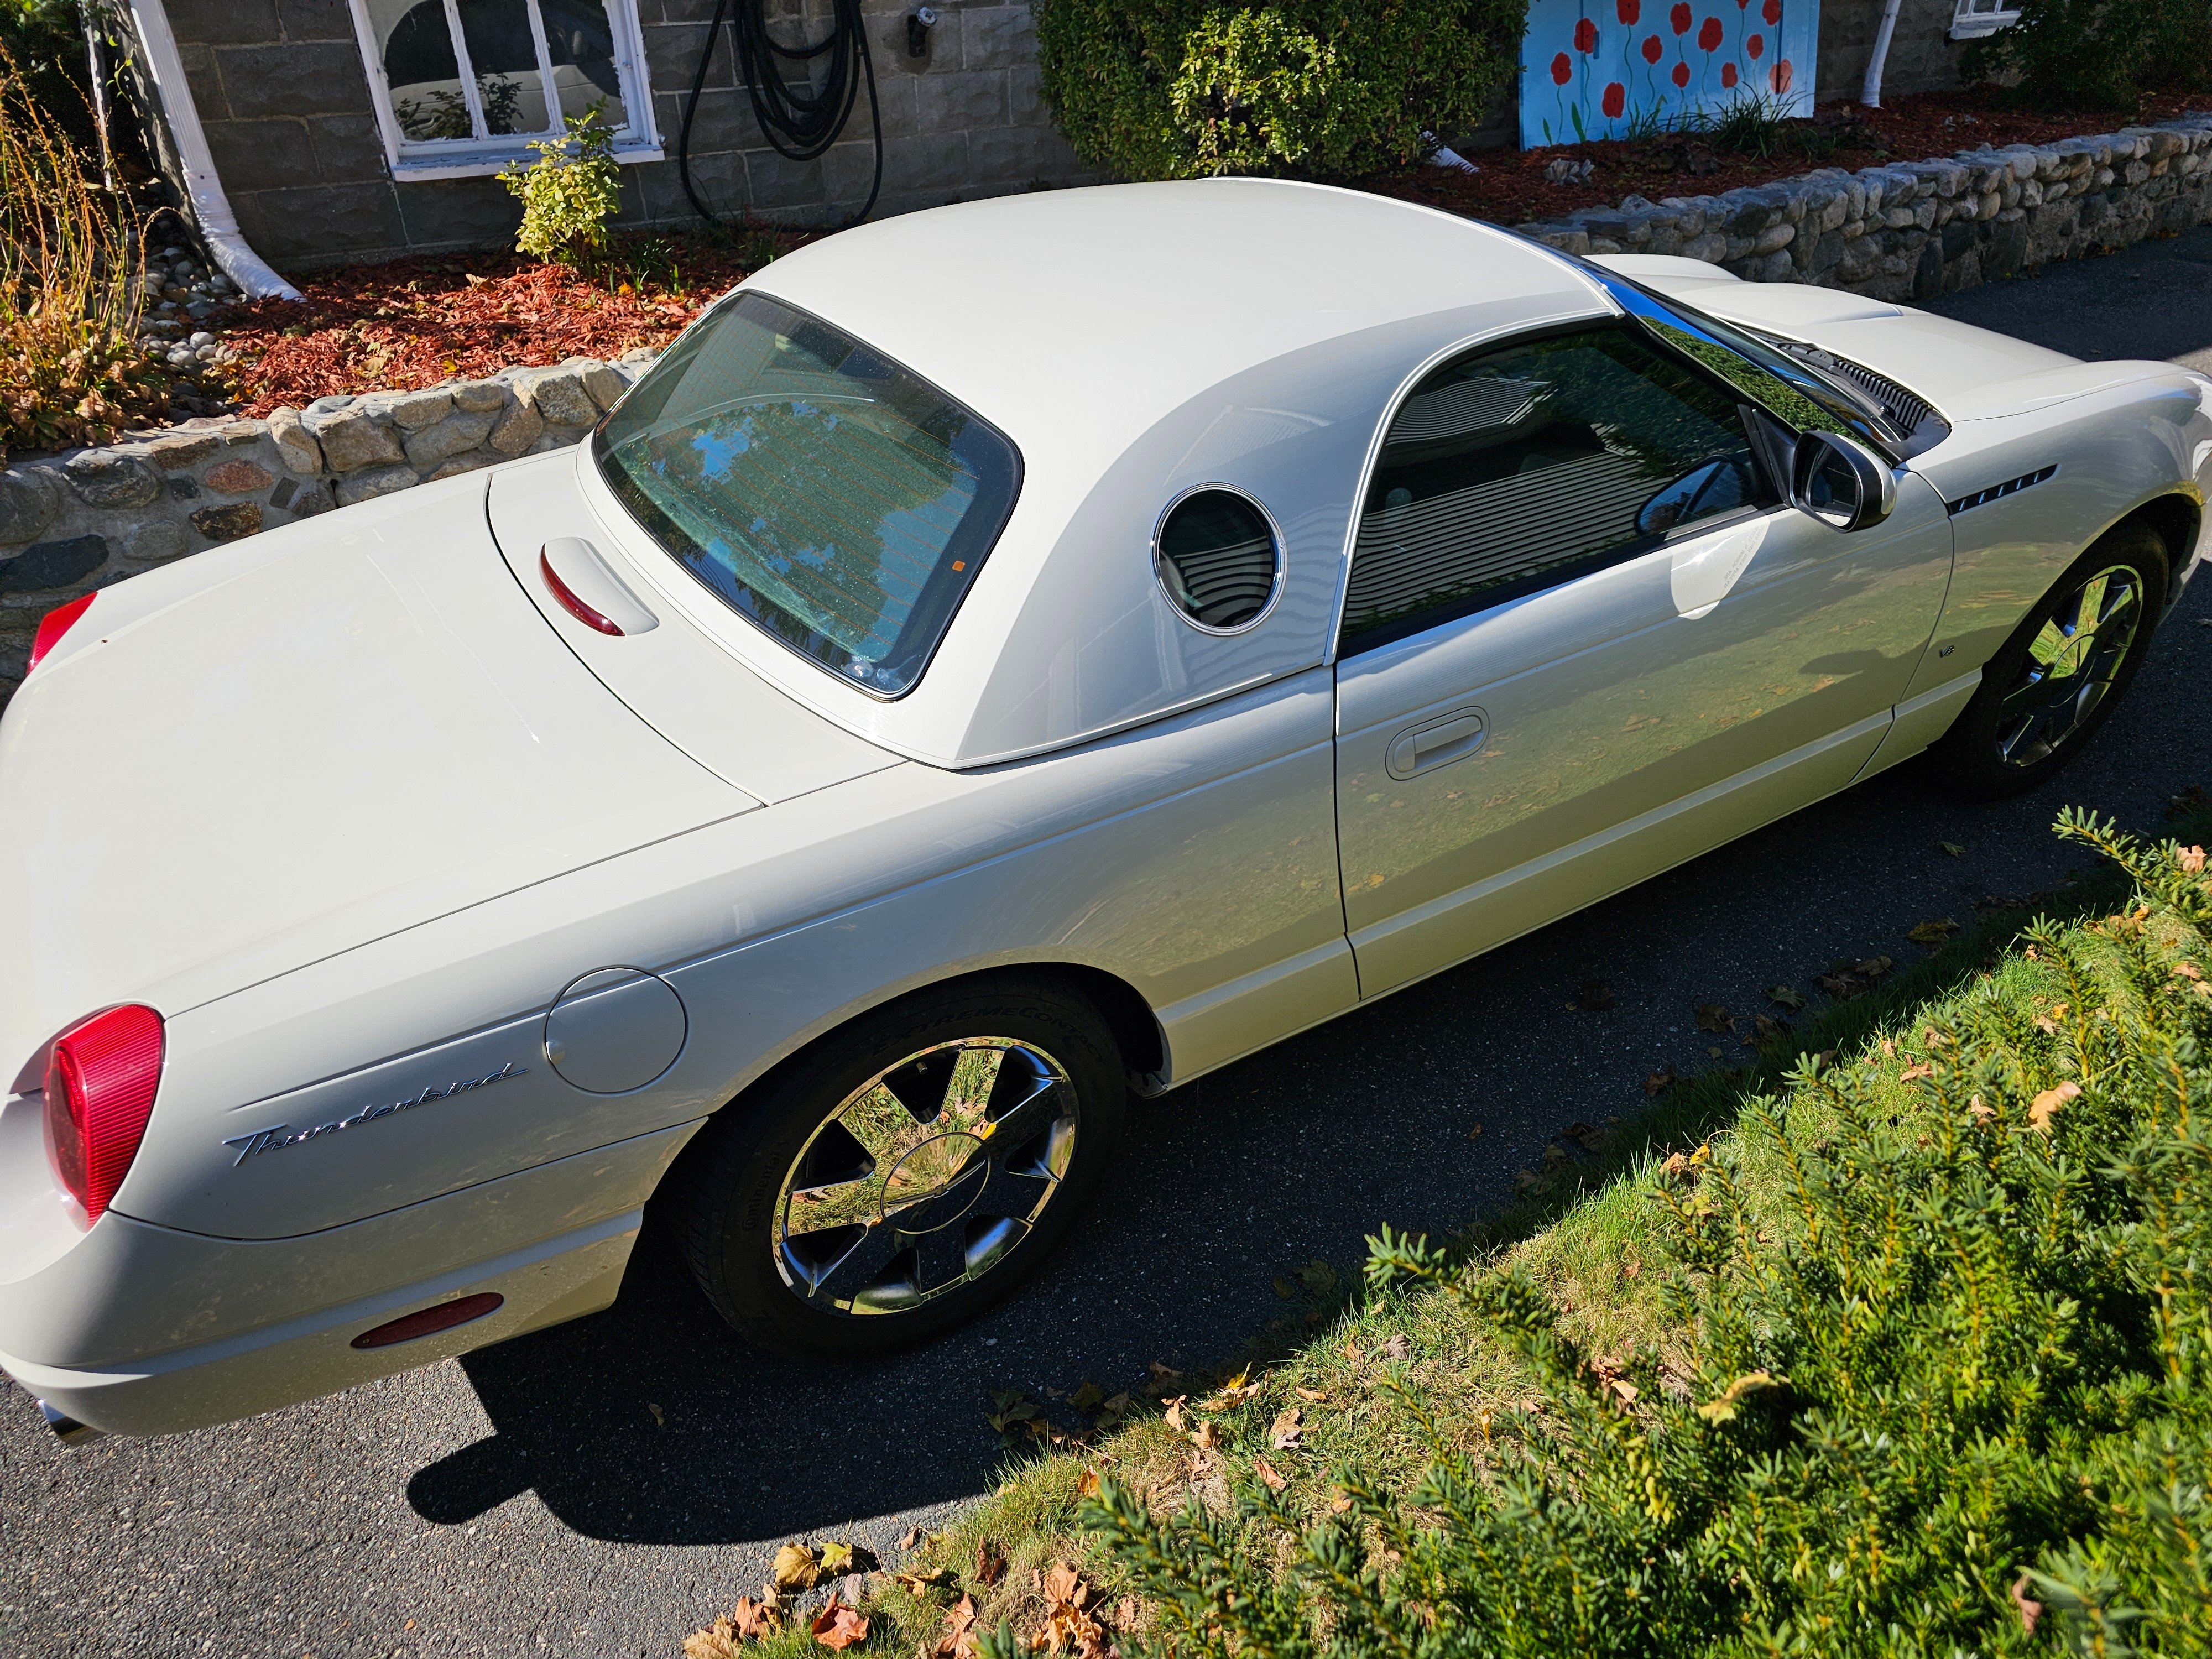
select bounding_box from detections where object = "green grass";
[686,798,2212,1657]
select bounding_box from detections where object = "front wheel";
[681,979,1126,1360]
[1936,524,2166,800]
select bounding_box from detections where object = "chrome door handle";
[1385,708,1485,779]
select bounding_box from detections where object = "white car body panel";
[2,182,2205,1437]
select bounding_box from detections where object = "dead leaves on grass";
[809,1593,869,1651]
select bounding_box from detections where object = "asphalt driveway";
[6,226,2211,1658]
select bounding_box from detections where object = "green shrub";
[1034,0,1527,181]
[1087,809,2212,1655]
[498,101,622,263]
[1963,0,2212,110]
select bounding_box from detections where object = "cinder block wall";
[143,0,1098,272]
[1818,0,1973,104]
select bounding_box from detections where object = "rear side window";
[595,291,1020,697]
[1339,325,1771,654]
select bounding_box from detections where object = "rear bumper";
[0,1116,699,1437]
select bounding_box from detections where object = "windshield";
[1578,264,1898,452]
[594,291,1021,697]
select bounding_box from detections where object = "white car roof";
[645,180,1615,767]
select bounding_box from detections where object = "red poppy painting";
[1521,0,1817,147]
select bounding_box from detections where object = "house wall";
[1818,0,1973,104]
[142,0,1098,272]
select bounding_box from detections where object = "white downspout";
[123,0,302,300]
[1861,0,1906,108]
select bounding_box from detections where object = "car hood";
[1600,260,2189,425]
[0,473,758,1083]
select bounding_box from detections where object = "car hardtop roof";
[734,178,1598,448]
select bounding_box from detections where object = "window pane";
[595,294,1021,697]
[1342,328,1768,650]
[370,0,475,141]
[541,0,629,129]
[457,0,551,135]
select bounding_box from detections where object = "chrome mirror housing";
[1790,429,1898,532]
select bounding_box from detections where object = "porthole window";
[1152,487,1282,634]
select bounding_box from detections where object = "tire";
[1935,523,2167,800]
[681,977,1126,1360]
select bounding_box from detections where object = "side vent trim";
[1948,465,2058,517]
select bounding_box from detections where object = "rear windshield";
[594,291,1021,697]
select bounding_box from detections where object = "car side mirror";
[1789,430,1897,532]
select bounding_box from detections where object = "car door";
[1334,319,1954,997]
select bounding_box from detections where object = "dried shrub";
[0,44,164,460]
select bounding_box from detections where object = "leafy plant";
[1034,0,1527,181]
[498,100,622,264]
[1963,0,2212,111]
[0,42,164,459]
[1083,810,2212,1655]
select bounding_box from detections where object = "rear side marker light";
[44,1004,164,1223]
[540,551,624,635]
[351,1292,504,1349]
[27,592,97,675]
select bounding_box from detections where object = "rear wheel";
[1937,524,2165,800]
[682,979,1125,1359]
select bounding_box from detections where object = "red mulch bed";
[1365,85,2212,227]
[215,233,808,418]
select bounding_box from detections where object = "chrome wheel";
[1992,563,2146,770]
[771,1037,1078,1316]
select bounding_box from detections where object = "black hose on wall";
[679,0,885,231]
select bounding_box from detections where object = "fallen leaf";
[898,1527,924,1551]
[1297,1259,1338,1295]
[1969,1094,1995,1125]
[1077,1467,1100,1499]
[1695,1370,1786,1423]
[1190,1419,1224,1452]
[1609,1377,1639,1404]
[1707,1045,1725,1059]
[2012,1574,2043,1636]
[1381,1333,1412,1361]
[1907,918,1959,946]
[1148,1360,1182,1387]
[1695,1002,1734,1034]
[810,1595,868,1652]
[684,1624,740,1659]
[1329,1493,1354,1512]
[1465,1121,1484,1140]
[1069,1380,1103,1413]
[974,1540,1006,1588]
[1162,1395,1188,1432]
[928,1594,980,1659]
[1900,1062,1934,1082]
[817,1540,857,1576]
[646,1401,666,1428]
[773,1543,820,1590]
[2030,1079,2080,1131]
[1578,978,1615,1011]
[1855,955,1894,980]
[1270,1407,1303,1449]
[1094,1391,1133,1430]
[1561,1121,1603,1152]
[1272,1276,1297,1300]
[734,1592,785,1639]
[2180,845,2206,874]
[1294,1385,1327,1402]
[1766,984,1807,1011]
[1342,1338,1362,1363]
[1644,1065,1678,1097]
[1252,1455,1287,1490]
[1750,1011,1789,1046]
[1201,1370,1261,1410]
[1939,841,1965,858]
[895,1567,953,1595]
[1515,1166,1540,1191]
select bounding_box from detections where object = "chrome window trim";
[1150,482,1288,638]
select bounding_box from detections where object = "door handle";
[1386,708,1486,779]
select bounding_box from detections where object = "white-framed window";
[1950,0,2025,40]
[346,0,662,181]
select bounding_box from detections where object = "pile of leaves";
[0,41,166,459]
[1083,808,2212,1655]
[213,227,801,419]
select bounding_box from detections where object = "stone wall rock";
[1509,114,2212,307]
[1,348,657,705]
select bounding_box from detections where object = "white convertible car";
[4,181,2206,1441]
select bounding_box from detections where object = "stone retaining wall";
[0,351,655,705]
[1511,115,2212,301]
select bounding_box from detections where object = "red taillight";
[351,1292,504,1349]
[27,592,97,675]
[540,551,623,635]
[44,1005,164,1223]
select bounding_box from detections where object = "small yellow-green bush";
[499,102,622,263]
[1034,0,1527,181]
